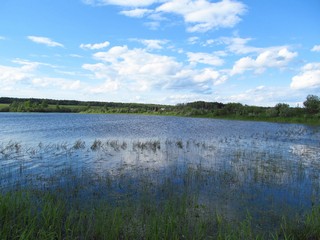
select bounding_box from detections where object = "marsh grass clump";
[109,140,120,151]
[91,139,102,151]
[151,140,161,151]
[0,141,22,155]
[121,141,127,150]
[73,139,86,149]
[176,140,183,149]
[132,140,161,152]
[279,206,320,240]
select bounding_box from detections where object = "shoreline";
[1,109,319,126]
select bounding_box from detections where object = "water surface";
[1,112,320,229]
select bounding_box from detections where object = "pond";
[1,112,320,231]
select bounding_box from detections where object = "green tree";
[303,95,320,114]
[41,100,49,109]
[24,100,32,111]
[266,107,278,117]
[275,103,291,117]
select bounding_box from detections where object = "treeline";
[0,97,169,113]
[0,95,319,124]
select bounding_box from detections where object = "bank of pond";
[0,95,319,125]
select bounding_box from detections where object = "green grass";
[0,103,9,110]
[1,189,320,239]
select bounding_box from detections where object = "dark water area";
[1,112,320,230]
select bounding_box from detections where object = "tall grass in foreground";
[1,190,320,239]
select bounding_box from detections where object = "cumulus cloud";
[0,60,39,85]
[80,41,110,50]
[216,86,298,106]
[27,36,64,47]
[187,36,199,45]
[231,47,297,75]
[311,45,320,52]
[83,0,246,32]
[0,59,87,98]
[93,46,181,75]
[120,8,153,18]
[187,52,224,66]
[0,65,31,84]
[83,0,159,7]
[132,39,169,50]
[157,0,246,32]
[203,36,262,54]
[219,37,261,54]
[32,77,82,90]
[144,21,161,30]
[82,45,227,95]
[89,80,119,93]
[291,63,320,89]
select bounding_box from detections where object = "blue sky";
[0,0,319,106]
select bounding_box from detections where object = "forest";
[0,95,319,124]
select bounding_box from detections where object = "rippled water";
[1,112,320,229]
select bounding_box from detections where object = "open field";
[0,103,9,109]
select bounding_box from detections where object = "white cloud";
[231,47,297,75]
[165,93,213,104]
[0,65,32,84]
[187,36,199,45]
[0,36,5,40]
[0,60,39,85]
[32,77,82,90]
[133,39,169,50]
[219,37,261,54]
[83,45,227,95]
[144,21,161,30]
[216,86,299,106]
[203,36,262,54]
[93,46,181,76]
[156,0,246,32]
[84,0,246,32]
[80,41,110,50]
[187,52,224,66]
[120,8,153,18]
[83,0,159,7]
[291,63,320,89]
[226,87,267,104]
[89,80,119,93]
[0,59,87,99]
[69,54,83,58]
[27,36,64,47]
[311,45,320,52]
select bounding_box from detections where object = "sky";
[0,0,319,106]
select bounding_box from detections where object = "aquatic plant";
[0,135,320,238]
[90,139,102,151]
[73,139,86,149]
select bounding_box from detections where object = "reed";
[1,189,320,239]
[1,136,320,239]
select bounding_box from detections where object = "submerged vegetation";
[0,94,319,124]
[1,133,320,239]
